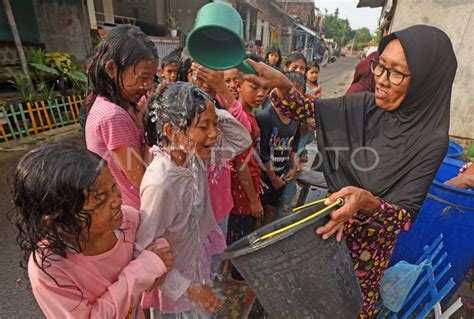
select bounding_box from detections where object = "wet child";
[137,83,251,316]
[257,72,301,223]
[306,61,322,98]
[191,64,253,280]
[160,50,179,82]
[265,46,282,70]
[180,51,251,242]
[283,52,307,75]
[227,74,267,281]
[9,144,172,318]
[85,25,158,210]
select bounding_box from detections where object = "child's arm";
[112,146,145,189]
[285,152,299,182]
[100,112,146,189]
[257,115,285,189]
[285,125,301,182]
[29,250,167,318]
[263,160,285,190]
[233,150,264,216]
[213,108,252,161]
[216,95,252,133]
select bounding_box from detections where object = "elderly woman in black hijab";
[244,25,457,317]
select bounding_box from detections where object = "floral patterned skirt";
[345,200,411,318]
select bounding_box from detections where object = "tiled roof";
[277,2,314,26]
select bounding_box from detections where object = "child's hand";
[312,86,322,99]
[187,283,224,313]
[285,167,298,182]
[250,200,264,218]
[191,63,227,93]
[271,176,285,190]
[145,243,174,272]
[156,246,174,272]
[145,275,166,293]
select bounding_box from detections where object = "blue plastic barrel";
[446,140,464,158]
[390,157,474,305]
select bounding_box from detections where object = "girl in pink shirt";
[136,82,251,317]
[10,144,172,318]
[85,25,159,210]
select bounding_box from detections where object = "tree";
[322,8,352,46]
[2,0,34,92]
[352,27,374,50]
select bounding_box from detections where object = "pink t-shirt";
[85,96,143,209]
[28,206,167,319]
[208,97,252,223]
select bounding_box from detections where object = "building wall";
[113,0,157,24]
[390,0,473,139]
[256,18,270,47]
[0,0,41,43]
[170,0,209,34]
[33,0,92,62]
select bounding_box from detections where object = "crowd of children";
[9,25,323,318]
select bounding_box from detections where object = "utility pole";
[2,0,34,91]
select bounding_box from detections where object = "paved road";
[0,57,358,318]
[318,56,358,98]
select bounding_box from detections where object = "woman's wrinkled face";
[374,39,411,111]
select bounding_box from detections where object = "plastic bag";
[380,260,428,312]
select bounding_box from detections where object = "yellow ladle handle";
[253,198,345,244]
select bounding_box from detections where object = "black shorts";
[261,185,285,207]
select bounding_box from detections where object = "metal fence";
[0,95,84,142]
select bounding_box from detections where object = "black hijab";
[315,25,457,218]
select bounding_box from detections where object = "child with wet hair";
[9,144,172,318]
[181,48,252,280]
[138,82,251,316]
[86,25,159,210]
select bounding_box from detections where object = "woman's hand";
[187,283,224,313]
[445,174,474,189]
[315,186,380,242]
[242,59,292,94]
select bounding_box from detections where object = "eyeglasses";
[370,59,411,85]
